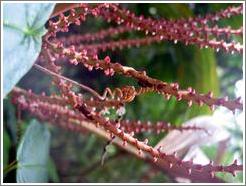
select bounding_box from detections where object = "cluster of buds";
[48,8,86,38]
[47,3,113,39]
[103,56,115,76]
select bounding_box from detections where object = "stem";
[33,63,105,100]
[79,151,126,179]
[3,160,18,175]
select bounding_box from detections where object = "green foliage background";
[3,3,243,183]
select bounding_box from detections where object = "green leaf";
[47,158,60,183]
[176,47,219,120]
[16,120,51,183]
[3,129,11,168]
[3,3,55,98]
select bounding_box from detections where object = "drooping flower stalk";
[12,87,235,182]
[73,25,243,53]
[75,101,243,178]
[12,87,207,134]
[46,41,243,112]
[97,4,243,53]
[78,35,166,52]
[57,26,130,46]
[47,3,243,54]
[119,119,207,134]
[175,4,243,24]
[14,80,241,179]
[59,24,242,50]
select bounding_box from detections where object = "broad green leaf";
[16,120,51,183]
[3,3,55,98]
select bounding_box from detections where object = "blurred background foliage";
[3,3,243,183]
